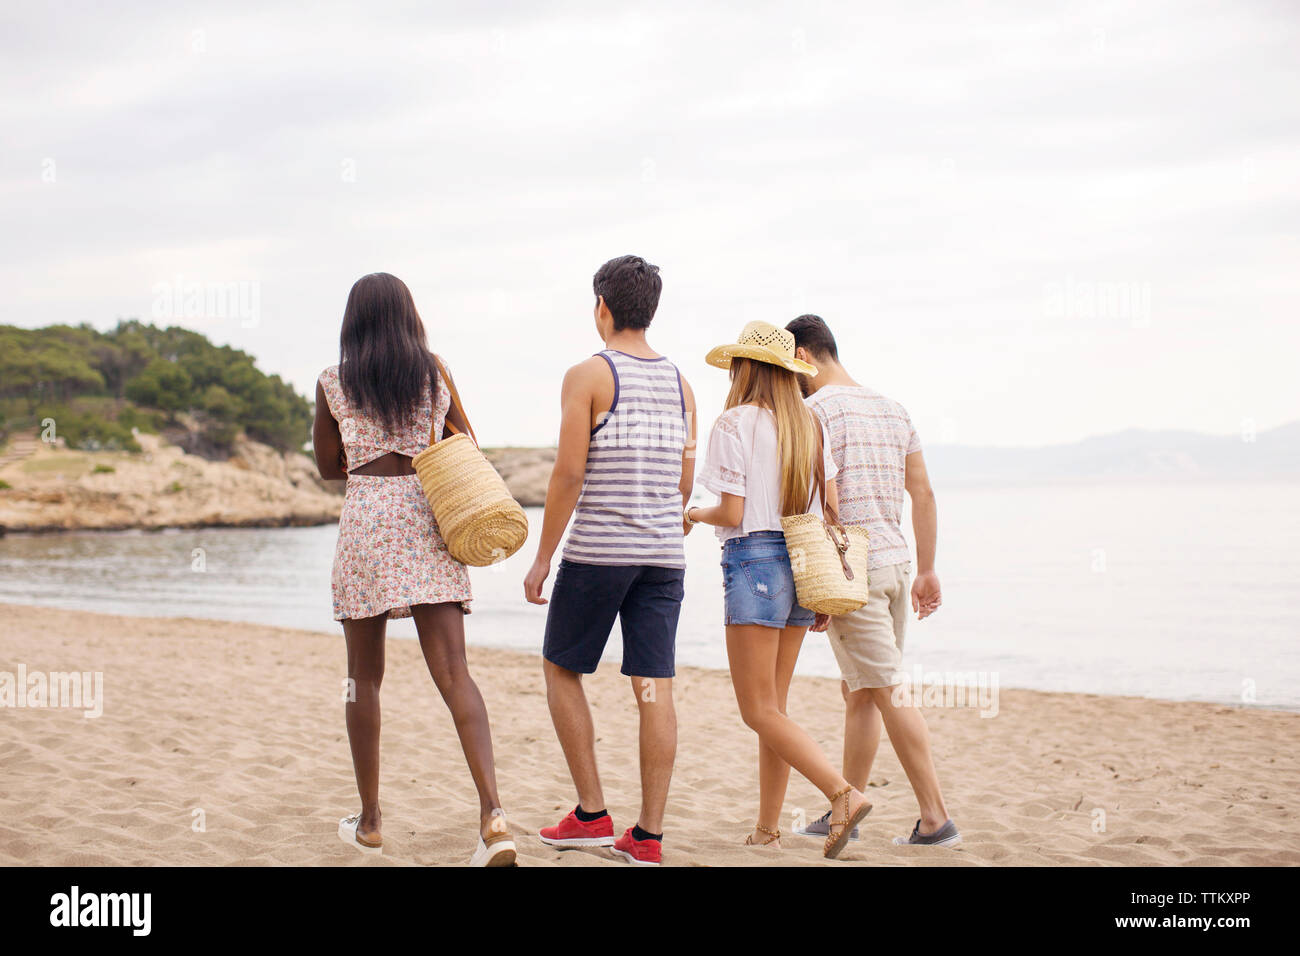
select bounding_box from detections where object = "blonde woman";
[687,321,872,859]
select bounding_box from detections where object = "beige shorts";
[827,562,910,690]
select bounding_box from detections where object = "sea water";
[1,481,1296,709]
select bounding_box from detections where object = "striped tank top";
[561,350,688,569]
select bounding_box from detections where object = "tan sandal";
[743,823,782,848]
[823,786,871,859]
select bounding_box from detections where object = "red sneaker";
[538,809,615,848]
[612,827,662,866]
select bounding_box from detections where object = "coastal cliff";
[0,432,343,534]
[0,433,554,534]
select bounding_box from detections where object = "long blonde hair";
[725,358,819,516]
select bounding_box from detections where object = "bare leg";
[543,658,605,814]
[842,682,883,791]
[411,602,502,837]
[342,613,386,843]
[868,683,949,832]
[725,625,866,815]
[753,626,805,840]
[629,675,676,834]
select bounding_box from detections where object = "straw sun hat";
[705,321,817,376]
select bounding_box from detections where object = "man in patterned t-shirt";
[786,314,959,848]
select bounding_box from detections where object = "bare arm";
[904,450,941,618]
[523,360,600,605]
[687,492,744,530]
[312,381,347,481]
[679,375,698,531]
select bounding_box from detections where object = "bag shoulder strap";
[807,415,840,525]
[429,354,478,447]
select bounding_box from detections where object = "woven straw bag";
[780,427,869,615]
[411,357,528,567]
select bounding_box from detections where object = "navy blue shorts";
[721,531,816,629]
[542,560,685,678]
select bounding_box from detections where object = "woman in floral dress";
[313,272,515,866]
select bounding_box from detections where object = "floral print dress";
[318,363,472,620]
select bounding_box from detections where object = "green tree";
[1,320,312,454]
[125,359,193,413]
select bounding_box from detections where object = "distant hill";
[925,422,1300,483]
[0,321,311,456]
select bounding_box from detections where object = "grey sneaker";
[794,810,860,840]
[893,819,961,847]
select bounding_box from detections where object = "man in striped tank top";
[524,255,697,866]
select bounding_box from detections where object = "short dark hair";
[786,314,839,360]
[593,255,662,331]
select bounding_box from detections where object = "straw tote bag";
[411,357,529,567]
[779,424,870,615]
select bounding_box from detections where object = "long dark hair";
[338,273,438,431]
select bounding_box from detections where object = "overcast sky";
[3,0,1297,448]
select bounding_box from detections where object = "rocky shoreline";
[0,434,554,535]
[482,446,554,509]
[0,514,344,536]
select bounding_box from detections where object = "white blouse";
[698,404,838,542]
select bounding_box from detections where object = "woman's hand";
[810,613,832,633]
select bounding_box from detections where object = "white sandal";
[338,813,383,855]
[469,809,517,867]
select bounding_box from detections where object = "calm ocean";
[1,481,1296,709]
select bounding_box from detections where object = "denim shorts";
[721,531,816,629]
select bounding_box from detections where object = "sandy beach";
[1,602,1297,867]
